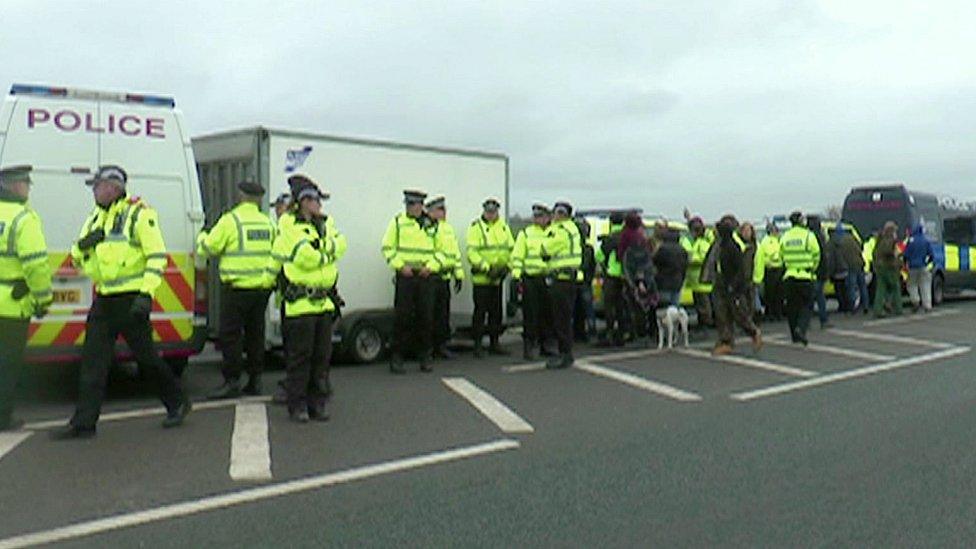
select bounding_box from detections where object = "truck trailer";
[192,127,509,363]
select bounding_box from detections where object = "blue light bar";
[10,84,67,96]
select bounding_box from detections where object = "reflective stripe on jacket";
[381,212,439,272]
[434,220,465,280]
[780,226,821,281]
[510,225,549,279]
[466,217,514,285]
[269,213,345,316]
[543,218,583,281]
[0,194,52,318]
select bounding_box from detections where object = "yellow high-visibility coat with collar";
[381,212,439,273]
[510,224,549,279]
[0,193,52,318]
[196,201,276,289]
[269,213,346,316]
[466,217,514,286]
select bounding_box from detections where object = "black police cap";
[237,181,265,197]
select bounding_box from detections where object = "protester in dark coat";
[712,217,761,355]
[825,226,851,312]
[653,229,688,307]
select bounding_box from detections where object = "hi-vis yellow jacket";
[434,220,465,281]
[196,202,276,289]
[543,218,583,282]
[381,212,440,273]
[466,217,514,286]
[72,196,167,298]
[270,212,347,316]
[0,193,52,318]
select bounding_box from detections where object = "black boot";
[419,353,433,373]
[434,344,454,360]
[49,424,97,440]
[207,380,241,400]
[308,403,330,422]
[242,375,262,396]
[488,339,510,356]
[162,397,192,428]
[523,340,538,361]
[473,340,485,358]
[389,354,406,375]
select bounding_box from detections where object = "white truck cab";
[0,84,207,367]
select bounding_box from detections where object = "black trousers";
[763,267,785,319]
[549,280,576,356]
[219,286,271,382]
[71,293,183,429]
[432,279,451,348]
[283,313,333,413]
[521,276,551,347]
[0,317,29,427]
[784,279,815,342]
[472,284,503,345]
[392,275,434,358]
[603,276,626,342]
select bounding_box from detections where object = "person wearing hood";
[824,224,851,313]
[711,216,762,355]
[835,223,869,314]
[872,221,903,318]
[903,223,935,313]
[653,228,688,308]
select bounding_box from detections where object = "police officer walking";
[780,210,821,346]
[466,197,514,357]
[510,203,552,360]
[543,201,583,369]
[53,166,190,439]
[198,181,276,399]
[382,190,439,373]
[0,166,52,431]
[427,195,464,360]
[270,179,346,422]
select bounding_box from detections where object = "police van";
[842,184,976,305]
[0,84,207,368]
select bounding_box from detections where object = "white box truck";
[0,84,208,369]
[192,127,509,363]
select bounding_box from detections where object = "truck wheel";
[932,273,944,306]
[348,322,384,364]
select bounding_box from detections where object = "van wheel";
[932,273,944,306]
[348,322,384,364]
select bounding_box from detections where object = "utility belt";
[282,283,340,306]
[552,268,578,281]
[0,278,29,300]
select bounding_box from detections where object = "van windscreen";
[842,188,912,238]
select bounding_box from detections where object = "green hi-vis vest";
[381,212,439,273]
[197,202,276,289]
[510,224,549,278]
[71,196,167,297]
[0,196,52,318]
[466,217,514,286]
[780,226,821,281]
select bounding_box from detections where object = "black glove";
[453,279,463,294]
[540,252,552,262]
[77,228,105,251]
[130,293,153,318]
[33,304,49,320]
[310,239,321,250]
[10,280,29,300]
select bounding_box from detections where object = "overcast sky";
[2,0,975,219]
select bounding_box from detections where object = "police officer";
[0,166,52,432]
[272,192,291,219]
[270,179,346,422]
[511,203,552,360]
[780,210,821,346]
[427,195,464,359]
[542,200,583,369]
[382,189,439,373]
[686,216,715,328]
[467,197,515,357]
[595,211,627,346]
[198,181,276,399]
[758,223,785,321]
[52,166,190,439]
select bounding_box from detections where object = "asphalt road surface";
[1,302,975,547]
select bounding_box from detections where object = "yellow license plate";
[53,289,81,304]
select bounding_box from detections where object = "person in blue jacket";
[903,224,935,313]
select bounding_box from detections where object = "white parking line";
[764,335,896,362]
[585,348,665,362]
[573,361,702,402]
[502,363,546,373]
[0,431,31,464]
[827,328,954,350]
[0,438,520,549]
[24,396,273,431]
[730,346,971,401]
[442,378,534,433]
[676,348,817,378]
[864,309,960,326]
[229,403,272,482]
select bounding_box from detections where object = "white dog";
[656,306,690,349]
